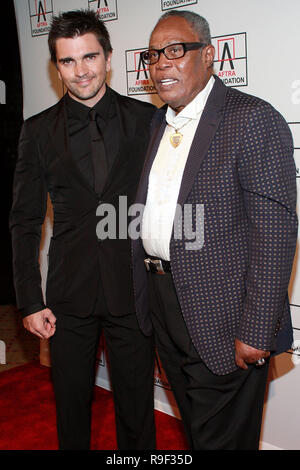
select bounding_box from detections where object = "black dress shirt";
[65,86,120,186]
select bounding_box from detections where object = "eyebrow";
[58,52,101,63]
[148,40,184,49]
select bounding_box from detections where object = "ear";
[203,44,215,68]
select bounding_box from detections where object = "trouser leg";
[148,273,194,448]
[148,272,269,450]
[50,313,102,450]
[184,353,269,450]
[50,290,155,450]
[102,311,156,450]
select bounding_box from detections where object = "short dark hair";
[155,10,211,45]
[48,9,113,63]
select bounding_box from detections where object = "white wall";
[14,0,300,450]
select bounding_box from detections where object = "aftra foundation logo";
[161,0,197,11]
[28,0,53,37]
[212,32,248,87]
[88,0,118,22]
[125,48,157,96]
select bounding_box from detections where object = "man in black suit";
[10,10,156,450]
[132,10,298,449]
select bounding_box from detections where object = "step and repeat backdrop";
[14,0,300,450]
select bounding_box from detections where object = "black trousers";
[148,271,269,450]
[49,286,155,450]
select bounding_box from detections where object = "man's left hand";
[235,338,270,370]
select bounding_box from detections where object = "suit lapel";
[47,95,99,198]
[102,90,137,192]
[47,97,69,164]
[177,76,228,206]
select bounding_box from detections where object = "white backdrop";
[13,0,300,450]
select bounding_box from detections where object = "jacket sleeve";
[236,101,298,350]
[9,120,47,315]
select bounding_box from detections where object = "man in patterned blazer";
[132,10,298,449]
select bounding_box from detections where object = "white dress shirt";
[142,76,214,261]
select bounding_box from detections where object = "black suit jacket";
[132,76,298,375]
[10,89,156,318]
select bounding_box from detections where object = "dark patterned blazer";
[10,88,155,319]
[132,75,298,375]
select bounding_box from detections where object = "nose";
[74,60,89,77]
[155,51,172,69]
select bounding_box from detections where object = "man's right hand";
[23,308,56,339]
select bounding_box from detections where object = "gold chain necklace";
[168,119,192,148]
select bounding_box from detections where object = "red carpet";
[0,362,188,450]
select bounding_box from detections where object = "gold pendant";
[170,131,183,148]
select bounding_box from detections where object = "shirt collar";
[166,75,215,127]
[65,86,112,123]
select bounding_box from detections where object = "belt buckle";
[144,258,165,274]
[144,258,151,271]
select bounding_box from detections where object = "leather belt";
[144,257,171,274]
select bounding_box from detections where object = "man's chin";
[159,96,182,112]
[74,91,98,101]
[68,86,104,104]
[155,89,181,110]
